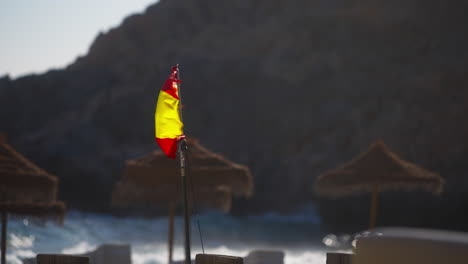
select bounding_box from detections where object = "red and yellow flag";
[154,66,184,159]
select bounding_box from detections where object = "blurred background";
[1,0,468,263]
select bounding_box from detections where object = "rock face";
[1,0,468,231]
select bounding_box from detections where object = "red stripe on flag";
[155,138,178,159]
[161,67,181,100]
[161,79,180,99]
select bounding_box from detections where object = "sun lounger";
[325,252,351,264]
[196,254,244,264]
[36,254,89,264]
[23,244,131,264]
[353,227,468,264]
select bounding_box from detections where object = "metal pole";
[179,139,191,264]
[176,65,191,264]
[176,64,184,123]
[1,212,7,264]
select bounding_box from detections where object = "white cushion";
[353,227,468,264]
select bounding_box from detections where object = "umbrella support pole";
[1,212,6,264]
[168,204,175,264]
[178,139,191,264]
[369,187,378,230]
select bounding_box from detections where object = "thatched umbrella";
[315,140,444,230]
[112,138,253,264]
[0,135,65,264]
[119,138,253,197]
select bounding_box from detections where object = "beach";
[8,208,327,264]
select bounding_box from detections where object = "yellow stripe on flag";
[155,90,183,139]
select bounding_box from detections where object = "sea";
[6,206,348,264]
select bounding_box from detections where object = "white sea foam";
[6,207,326,264]
[131,245,325,264]
[62,241,96,254]
[10,234,35,248]
[284,250,326,264]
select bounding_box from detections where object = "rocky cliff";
[1,0,468,231]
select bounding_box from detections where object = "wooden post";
[37,254,89,264]
[168,203,175,264]
[1,212,7,264]
[368,186,379,230]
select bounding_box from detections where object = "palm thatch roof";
[0,138,58,203]
[0,136,65,220]
[315,140,444,197]
[0,201,66,222]
[117,138,253,197]
[112,184,231,212]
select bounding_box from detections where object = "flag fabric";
[154,66,184,159]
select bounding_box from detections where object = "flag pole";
[176,64,191,264]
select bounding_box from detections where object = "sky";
[0,0,157,79]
